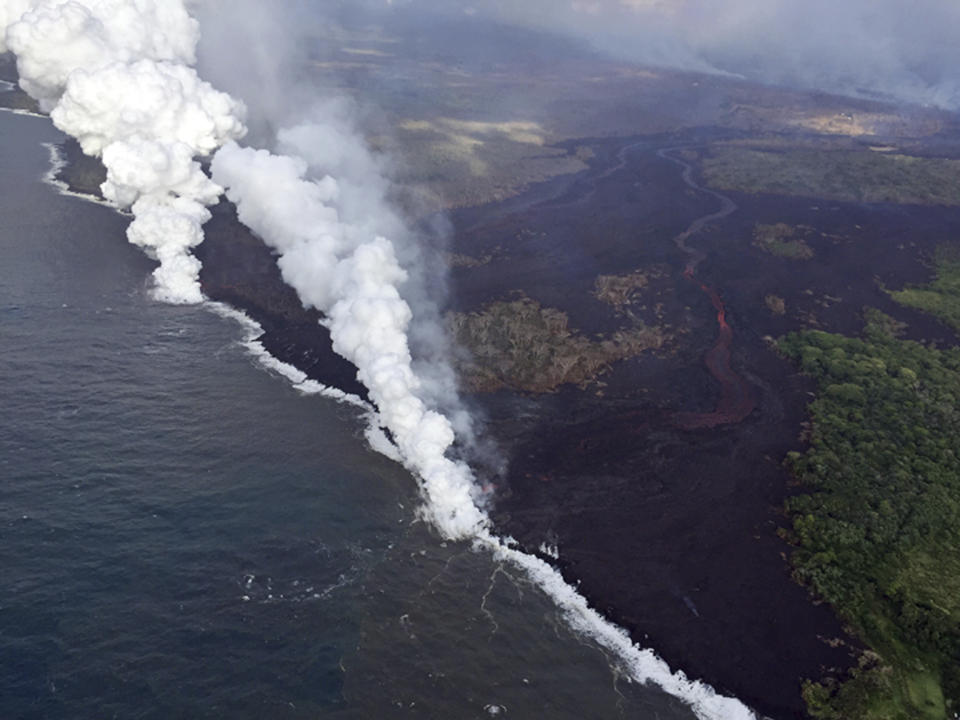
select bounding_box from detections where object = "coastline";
[46,136,371,402]
[6,29,960,716]
[21,120,805,718]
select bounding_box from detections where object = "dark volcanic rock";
[448,134,867,720]
[452,132,960,719]
[0,53,14,82]
[197,201,368,400]
[0,54,39,114]
[56,138,107,194]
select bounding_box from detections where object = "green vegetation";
[891,248,960,333]
[778,309,960,719]
[754,223,815,260]
[702,147,960,206]
[448,296,664,392]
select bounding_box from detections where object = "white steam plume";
[211,138,487,539]
[1,0,246,302]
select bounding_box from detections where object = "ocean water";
[0,109,702,719]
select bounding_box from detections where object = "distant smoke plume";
[1,0,246,302]
[345,0,960,110]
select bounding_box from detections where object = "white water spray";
[1,0,246,302]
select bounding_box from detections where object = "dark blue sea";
[0,109,699,719]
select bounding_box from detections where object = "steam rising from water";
[3,2,756,716]
[2,0,246,302]
[211,139,488,539]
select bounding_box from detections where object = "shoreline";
[46,135,372,402]
[19,72,945,715]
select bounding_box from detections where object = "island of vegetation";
[778,305,960,719]
[753,222,815,260]
[889,247,960,334]
[702,145,960,206]
[447,295,665,392]
[764,293,787,315]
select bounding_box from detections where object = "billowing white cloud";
[2,0,246,303]
[211,138,488,539]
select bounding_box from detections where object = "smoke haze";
[333,0,960,110]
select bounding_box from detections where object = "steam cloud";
[210,136,487,539]
[1,0,246,302]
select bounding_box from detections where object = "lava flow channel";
[656,147,755,430]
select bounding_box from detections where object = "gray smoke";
[337,0,960,110]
